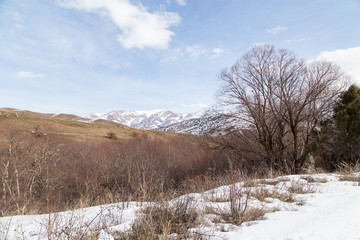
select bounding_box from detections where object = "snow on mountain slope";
[83,110,205,130]
[158,110,246,135]
[83,110,242,135]
[1,173,359,239]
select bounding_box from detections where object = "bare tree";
[217,45,347,174]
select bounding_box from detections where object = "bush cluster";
[0,128,227,216]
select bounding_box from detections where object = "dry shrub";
[106,132,117,140]
[300,176,328,183]
[0,127,227,215]
[217,207,268,226]
[216,184,250,225]
[338,175,360,182]
[257,179,281,186]
[336,161,360,174]
[287,180,316,194]
[121,197,198,240]
[209,202,269,227]
[242,180,258,188]
[209,183,278,226]
[251,188,294,203]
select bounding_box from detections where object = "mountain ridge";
[83,109,243,135]
[83,109,205,130]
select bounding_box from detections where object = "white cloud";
[162,45,225,62]
[15,71,45,79]
[317,46,360,83]
[175,0,186,6]
[266,26,286,35]
[186,45,207,59]
[166,0,186,6]
[211,47,225,58]
[58,0,181,49]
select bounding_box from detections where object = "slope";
[0,108,192,142]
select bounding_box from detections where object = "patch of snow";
[1,173,359,239]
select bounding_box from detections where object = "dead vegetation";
[120,198,199,240]
[251,188,294,203]
[1,108,354,239]
[0,113,228,216]
[287,180,316,194]
[338,175,360,182]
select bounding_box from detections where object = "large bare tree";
[217,45,347,174]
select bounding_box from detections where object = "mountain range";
[83,109,242,135]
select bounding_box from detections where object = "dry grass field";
[0,108,195,143]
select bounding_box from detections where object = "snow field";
[1,173,359,240]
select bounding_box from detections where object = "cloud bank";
[58,0,181,49]
[317,46,360,83]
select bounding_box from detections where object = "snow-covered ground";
[1,173,359,240]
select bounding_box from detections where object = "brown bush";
[0,127,228,215]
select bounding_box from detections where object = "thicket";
[0,127,227,216]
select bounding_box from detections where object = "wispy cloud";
[57,0,181,49]
[162,45,225,62]
[211,47,225,58]
[160,47,184,63]
[175,0,186,6]
[167,0,186,6]
[15,71,45,79]
[185,44,207,59]
[266,26,286,35]
[317,46,360,83]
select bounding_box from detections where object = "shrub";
[122,197,198,239]
[106,132,117,140]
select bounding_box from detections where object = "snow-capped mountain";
[83,110,204,130]
[84,109,244,135]
[158,110,244,135]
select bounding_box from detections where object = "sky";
[1,0,360,115]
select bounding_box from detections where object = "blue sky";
[1,0,359,114]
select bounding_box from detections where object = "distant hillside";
[158,111,245,135]
[83,109,244,135]
[83,109,204,129]
[0,107,223,217]
[0,108,191,142]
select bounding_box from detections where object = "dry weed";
[300,176,328,183]
[121,197,198,240]
[251,188,294,203]
[287,180,316,194]
[338,175,360,182]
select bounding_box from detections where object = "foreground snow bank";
[0,173,359,239]
[221,174,360,240]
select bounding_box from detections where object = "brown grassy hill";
[0,108,226,216]
[0,108,192,142]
